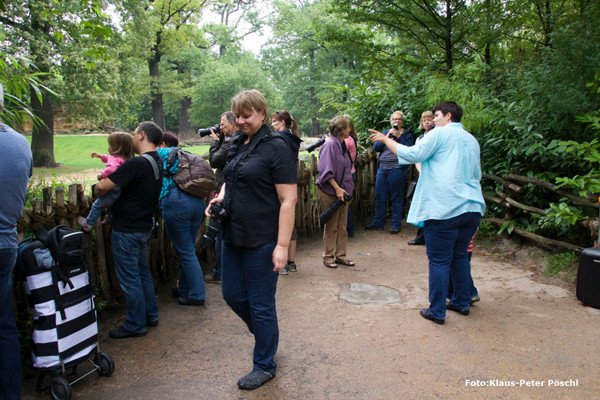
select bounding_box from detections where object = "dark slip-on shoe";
[237,371,275,390]
[420,308,444,325]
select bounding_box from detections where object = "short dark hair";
[137,121,163,146]
[221,111,236,125]
[161,130,179,147]
[432,101,463,122]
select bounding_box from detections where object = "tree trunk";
[149,57,166,130]
[30,86,57,167]
[311,117,321,137]
[444,0,453,71]
[178,96,194,139]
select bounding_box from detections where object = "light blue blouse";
[395,122,486,227]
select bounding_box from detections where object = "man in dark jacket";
[206,111,238,283]
[209,111,238,182]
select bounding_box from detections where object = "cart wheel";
[96,352,115,377]
[49,376,72,400]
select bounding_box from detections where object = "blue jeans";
[371,167,408,229]
[222,241,278,374]
[448,252,478,299]
[87,188,121,225]
[111,230,158,333]
[424,212,482,319]
[161,189,206,300]
[0,248,22,400]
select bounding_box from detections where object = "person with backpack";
[205,89,297,390]
[95,121,164,339]
[0,82,32,400]
[157,132,207,306]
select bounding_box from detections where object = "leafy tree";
[329,0,475,72]
[188,51,281,128]
[0,53,53,129]
[117,0,209,130]
[0,0,113,166]
[262,0,363,136]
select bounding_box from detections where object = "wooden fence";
[14,158,598,313]
[482,173,599,252]
[13,149,382,310]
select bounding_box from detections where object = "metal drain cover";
[339,283,402,304]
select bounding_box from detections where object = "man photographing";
[205,111,238,284]
[369,101,485,325]
[209,111,238,182]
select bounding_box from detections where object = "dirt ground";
[21,225,600,400]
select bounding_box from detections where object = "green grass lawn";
[27,135,210,180]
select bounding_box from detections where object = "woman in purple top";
[316,115,355,268]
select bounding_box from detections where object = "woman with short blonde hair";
[206,89,298,390]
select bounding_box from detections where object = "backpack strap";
[165,147,181,177]
[141,153,160,181]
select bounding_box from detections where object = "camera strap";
[224,127,271,211]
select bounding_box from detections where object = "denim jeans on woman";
[424,212,482,320]
[0,248,22,400]
[221,241,279,374]
[161,188,206,301]
[371,167,408,229]
[111,229,158,333]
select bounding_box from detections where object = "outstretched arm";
[369,129,399,154]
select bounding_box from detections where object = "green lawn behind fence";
[27,135,210,179]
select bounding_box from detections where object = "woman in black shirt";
[271,110,302,275]
[206,89,297,390]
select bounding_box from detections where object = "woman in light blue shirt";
[369,101,485,325]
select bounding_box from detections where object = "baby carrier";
[16,225,114,400]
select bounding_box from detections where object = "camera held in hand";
[200,203,229,247]
[198,124,221,138]
[319,193,352,225]
[306,137,326,152]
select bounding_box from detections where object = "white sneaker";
[77,216,92,232]
[279,265,288,275]
[287,262,297,272]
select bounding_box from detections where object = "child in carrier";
[77,132,133,232]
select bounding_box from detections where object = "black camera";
[319,193,352,225]
[392,122,399,130]
[306,137,326,152]
[200,203,229,247]
[198,124,221,138]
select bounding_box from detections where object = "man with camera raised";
[209,111,238,183]
[205,111,238,283]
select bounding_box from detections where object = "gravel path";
[22,226,600,400]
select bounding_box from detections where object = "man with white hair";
[0,82,33,399]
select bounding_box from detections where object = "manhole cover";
[339,283,402,304]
